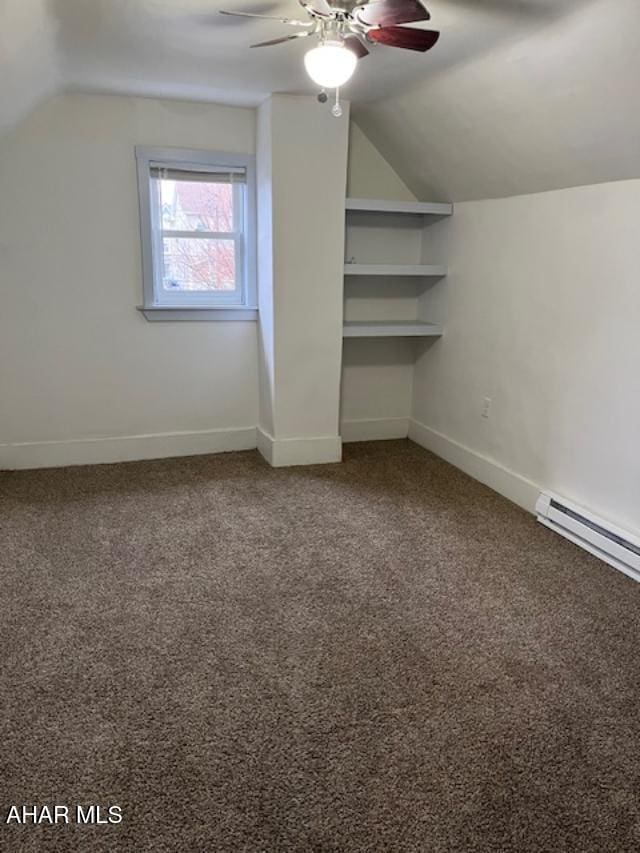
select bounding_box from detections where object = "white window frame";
[135,146,257,321]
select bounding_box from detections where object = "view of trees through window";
[159,177,237,292]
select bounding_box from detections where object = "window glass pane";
[159,178,235,233]
[161,238,237,292]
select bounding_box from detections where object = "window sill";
[137,306,258,322]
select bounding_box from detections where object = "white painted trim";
[343,321,442,338]
[408,418,541,513]
[256,427,274,466]
[257,428,342,467]
[344,264,447,277]
[345,198,453,216]
[137,306,258,322]
[0,427,257,471]
[135,146,257,313]
[341,417,409,443]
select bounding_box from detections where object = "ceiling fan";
[220,0,439,113]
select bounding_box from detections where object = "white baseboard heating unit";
[536,492,640,583]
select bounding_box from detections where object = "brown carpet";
[1,440,640,852]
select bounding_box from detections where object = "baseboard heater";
[536,492,640,583]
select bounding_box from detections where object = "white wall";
[347,123,415,203]
[341,123,421,441]
[0,0,60,136]
[0,93,259,468]
[0,102,414,468]
[355,0,640,202]
[411,179,640,538]
[256,98,276,439]
[256,95,349,466]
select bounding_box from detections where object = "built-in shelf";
[344,263,447,277]
[343,321,443,339]
[345,198,453,217]
[341,196,450,358]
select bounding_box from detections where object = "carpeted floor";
[1,440,640,852]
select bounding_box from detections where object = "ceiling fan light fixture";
[304,41,357,88]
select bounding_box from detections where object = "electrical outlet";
[481,397,492,419]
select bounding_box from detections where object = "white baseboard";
[0,426,257,471]
[257,427,342,467]
[408,418,541,513]
[341,417,410,443]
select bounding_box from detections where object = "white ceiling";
[355,0,640,200]
[2,0,639,200]
[0,0,60,135]
[52,0,565,106]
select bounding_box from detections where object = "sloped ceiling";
[355,0,640,200]
[0,0,60,135]
[2,0,639,201]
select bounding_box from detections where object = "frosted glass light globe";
[304,42,357,89]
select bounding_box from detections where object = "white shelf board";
[343,321,442,339]
[345,198,453,216]
[344,263,447,277]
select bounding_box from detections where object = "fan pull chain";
[331,87,343,118]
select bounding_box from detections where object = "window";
[136,147,256,319]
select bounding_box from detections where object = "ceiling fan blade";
[220,10,310,26]
[250,32,310,46]
[299,0,333,18]
[366,25,439,51]
[356,0,429,27]
[344,35,370,58]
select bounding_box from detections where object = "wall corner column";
[256,94,349,467]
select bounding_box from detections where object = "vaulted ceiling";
[2,0,639,201]
[0,0,60,135]
[355,0,640,200]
